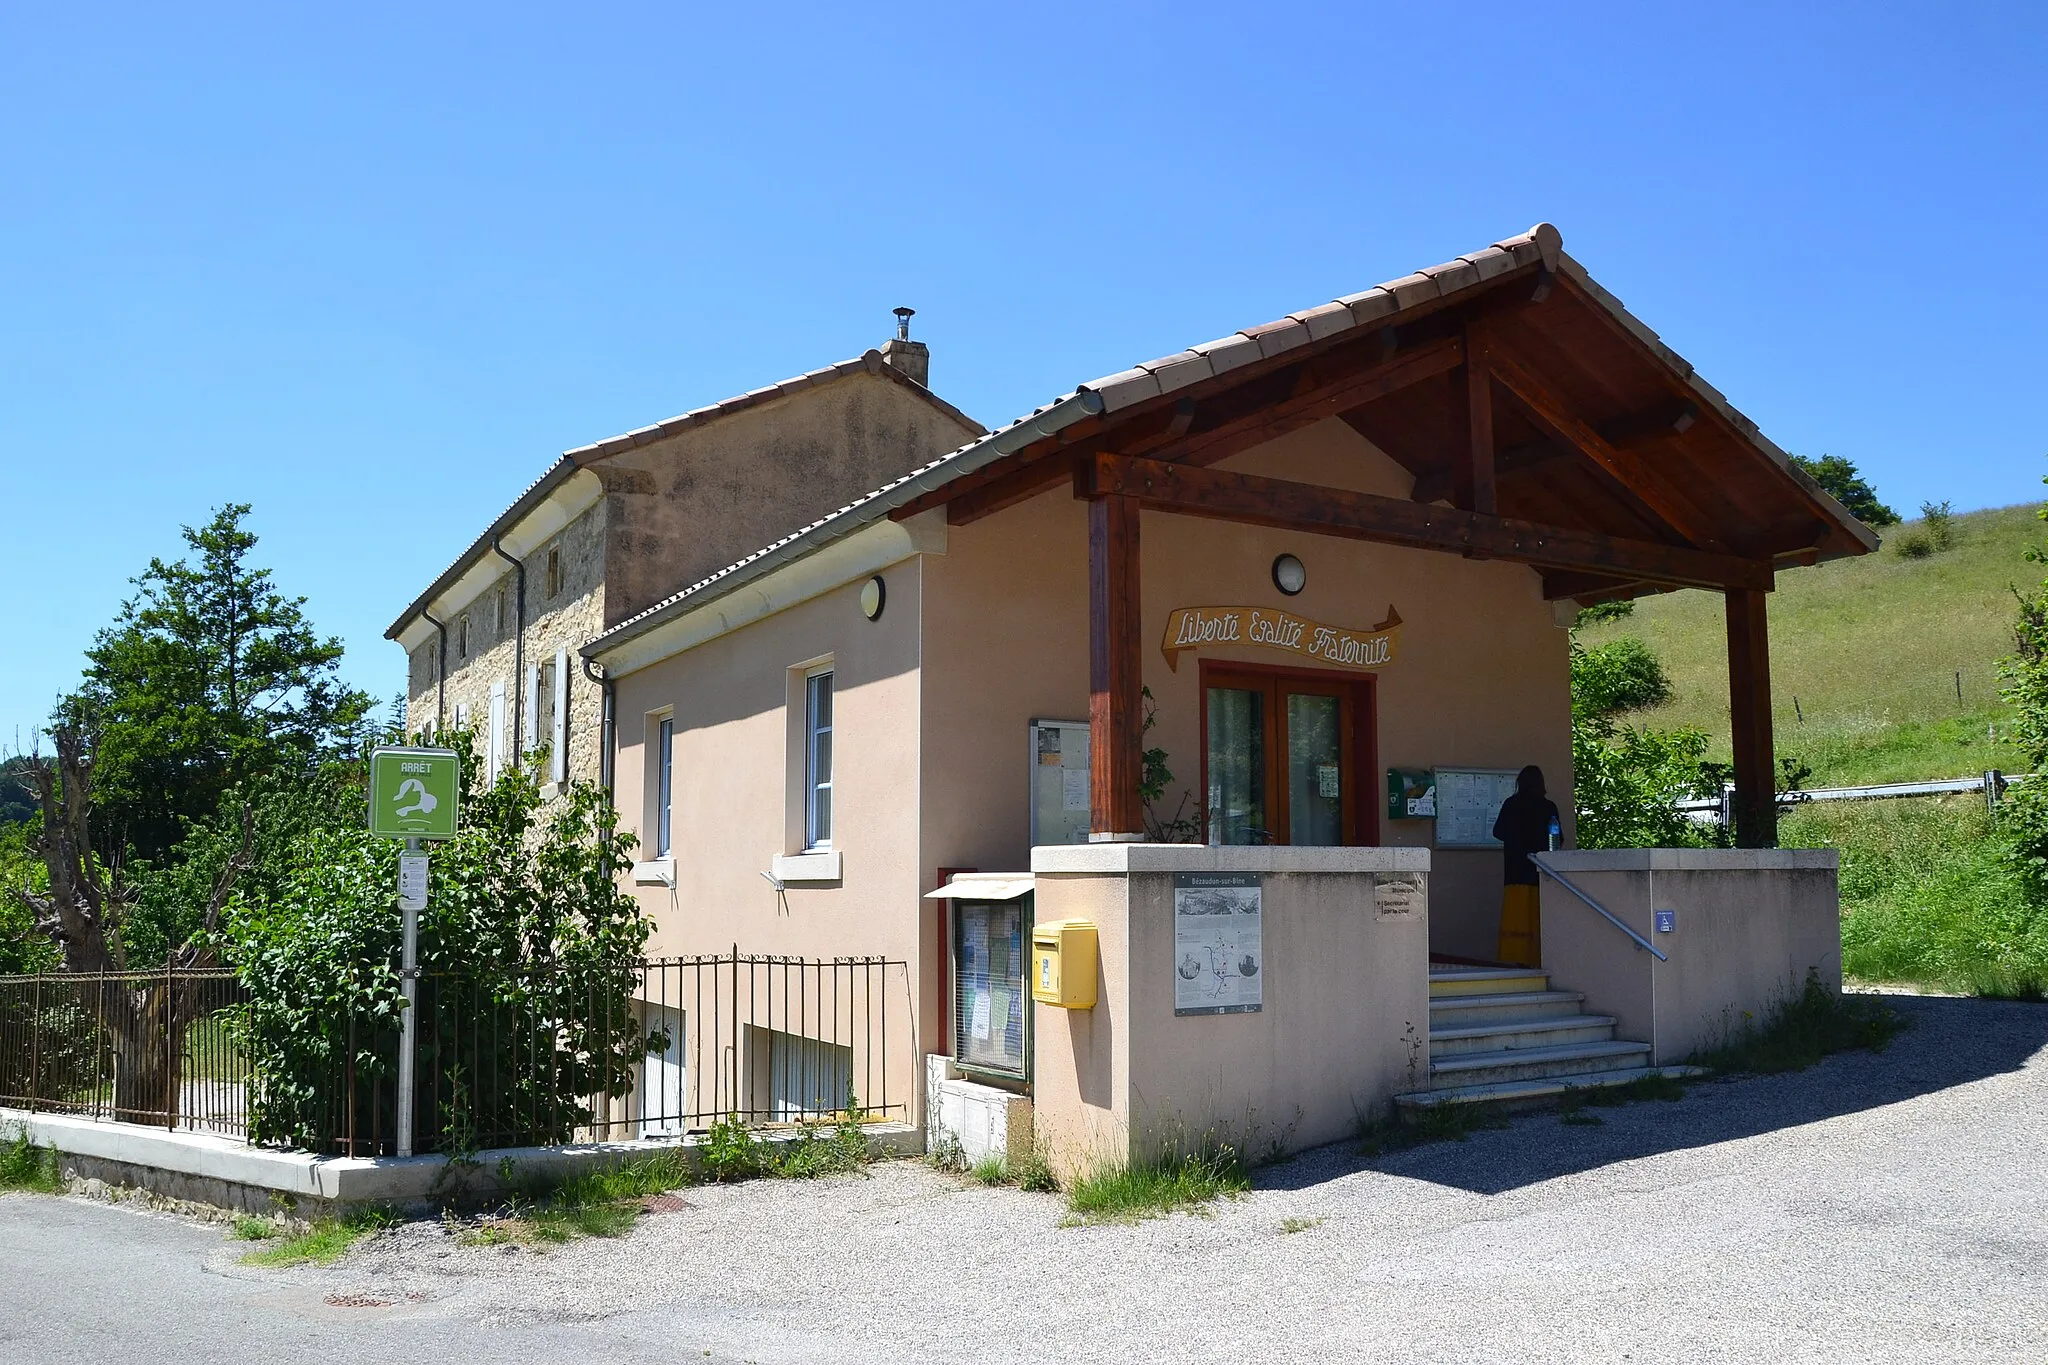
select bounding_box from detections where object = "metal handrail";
[1528,854,1668,963]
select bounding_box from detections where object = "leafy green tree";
[1571,636,1673,719]
[0,758,37,825]
[227,749,650,1152]
[1570,636,1727,849]
[59,504,374,866]
[1789,454,1899,528]
[0,822,55,974]
[1572,599,1635,628]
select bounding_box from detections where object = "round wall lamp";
[1271,554,1307,597]
[859,575,887,621]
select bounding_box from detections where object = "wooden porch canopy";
[890,224,1878,848]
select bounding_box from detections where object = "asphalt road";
[3,992,2044,1364]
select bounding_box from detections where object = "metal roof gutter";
[583,387,1105,661]
[384,455,577,640]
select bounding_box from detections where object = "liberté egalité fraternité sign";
[1160,604,1402,673]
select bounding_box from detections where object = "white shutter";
[524,663,541,750]
[551,648,570,785]
[488,681,506,784]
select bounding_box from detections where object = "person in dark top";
[1492,765,1562,967]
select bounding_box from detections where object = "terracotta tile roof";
[582,228,1561,658]
[562,350,981,461]
[1081,225,1558,416]
[385,351,982,639]
[582,221,1874,662]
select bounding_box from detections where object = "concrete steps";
[1396,1065,1709,1111]
[1429,1013,1621,1057]
[1430,989,1589,1028]
[1426,967,1549,998]
[1395,965,1693,1115]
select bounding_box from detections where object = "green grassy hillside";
[1578,503,2044,786]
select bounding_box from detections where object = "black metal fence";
[0,952,909,1157]
[0,968,250,1135]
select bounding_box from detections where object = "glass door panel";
[1285,692,1344,845]
[1205,686,1267,845]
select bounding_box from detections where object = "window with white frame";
[656,715,674,858]
[804,670,833,850]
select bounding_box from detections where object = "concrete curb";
[2,1108,922,1215]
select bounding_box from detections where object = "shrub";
[1571,637,1672,719]
[1568,635,1728,850]
[1894,530,1934,559]
[225,753,649,1152]
[1573,719,1726,850]
[1922,499,1956,551]
[1573,599,1635,628]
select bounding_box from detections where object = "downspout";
[489,537,527,765]
[421,610,448,733]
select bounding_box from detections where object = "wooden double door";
[1200,663,1378,846]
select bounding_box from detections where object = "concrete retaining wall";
[2,1109,921,1216]
[1537,848,1842,1065]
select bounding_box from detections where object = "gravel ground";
[6,992,2046,1364]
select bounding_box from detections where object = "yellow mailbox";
[1030,919,1098,1009]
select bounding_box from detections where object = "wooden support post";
[1088,492,1146,840]
[1456,327,1497,515]
[1725,588,1776,848]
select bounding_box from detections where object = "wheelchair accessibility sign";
[369,747,461,839]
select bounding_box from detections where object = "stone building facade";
[389,344,982,794]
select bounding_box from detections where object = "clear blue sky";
[3,2,2044,740]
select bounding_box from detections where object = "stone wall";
[598,369,982,626]
[399,364,980,795]
[405,501,610,789]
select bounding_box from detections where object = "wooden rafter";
[926,335,1469,527]
[1483,345,1727,551]
[1159,335,1465,471]
[1455,323,1497,514]
[1080,454,1772,593]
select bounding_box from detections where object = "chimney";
[880,306,930,387]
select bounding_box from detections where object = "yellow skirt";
[1498,884,1542,967]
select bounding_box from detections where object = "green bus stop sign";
[369,747,461,839]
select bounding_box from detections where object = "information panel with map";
[1431,768,1522,848]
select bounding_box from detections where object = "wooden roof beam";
[1081,454,1773,593]
[1148,333,1466,471]
[1484,345,1728,551]
[936,335,1467,527]
[1455,323,1497,515]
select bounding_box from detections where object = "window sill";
[632,858,675,887]
[771,850,843,883]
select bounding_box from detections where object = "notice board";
[1030,720,1092,846]
[1432,768,1521,848]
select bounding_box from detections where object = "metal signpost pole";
[371,745,458,1161]
[398,836,421,1158]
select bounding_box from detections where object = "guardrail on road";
[1677,770,2023,819]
